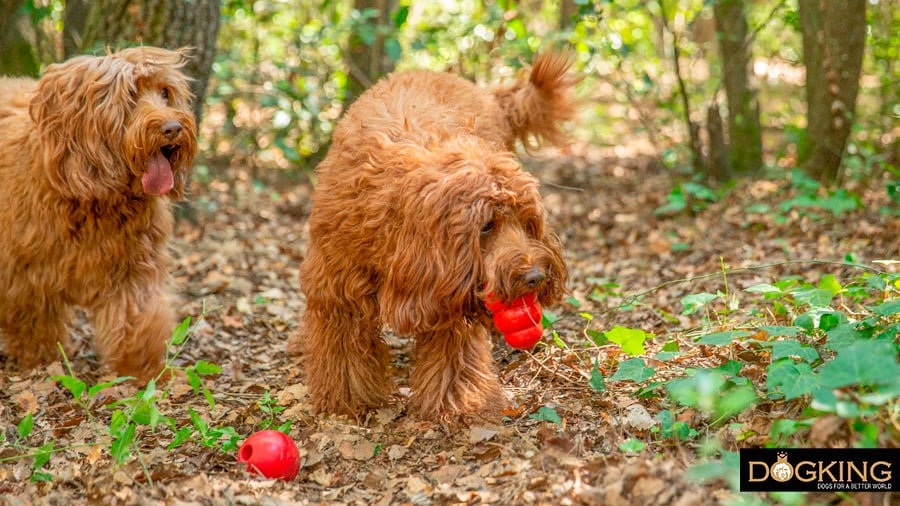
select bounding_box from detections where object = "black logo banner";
[740,448,899,492]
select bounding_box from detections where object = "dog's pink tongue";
[143,151,174,195]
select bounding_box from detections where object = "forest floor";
[1,145,898,505]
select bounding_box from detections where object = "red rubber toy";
[485,292,544,350]
[237,430,300,480]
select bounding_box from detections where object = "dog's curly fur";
[0,47,196,381]
[288,53,577,420]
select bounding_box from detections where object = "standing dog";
[0,47,196,381]
[289,53,577,420]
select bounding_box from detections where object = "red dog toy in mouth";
[237,430,300,480]
[485,292,544,350]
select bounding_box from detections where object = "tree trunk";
[63,0,221,125]
[346,0,398,104]
[0,0,40,76]
[559,0,577,29]
[706,103,733,182]
[713,0,762,178]
[798,0,866,184]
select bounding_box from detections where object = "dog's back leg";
[299,254,395,417]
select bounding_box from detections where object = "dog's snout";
[160,120,183,140]
[523,267,546,289]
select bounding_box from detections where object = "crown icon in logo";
[771,452,793,482]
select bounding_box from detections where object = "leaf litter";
[1,145,898,504]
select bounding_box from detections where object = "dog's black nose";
[524,267,546,289]
[160,120,183,140]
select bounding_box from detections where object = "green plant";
[256,391,293,433]
[654,181,721,216]
[0,313,240,484]
[665,364,758,426]
[575,258,899,500]
[652,409,699,441]
[2,413,55,482]
[528,405,563,425]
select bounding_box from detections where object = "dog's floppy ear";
[504,167,569,306]
[30,54,136,198]
[381,165,497,335]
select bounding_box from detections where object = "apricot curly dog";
[0,47,196,381]
[288,53,577,420]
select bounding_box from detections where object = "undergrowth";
[540,257,900,503]
[0,311,291,484]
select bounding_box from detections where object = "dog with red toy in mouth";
[0,46,196,382]
[289,52,577,421]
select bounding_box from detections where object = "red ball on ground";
[237,430,300,480]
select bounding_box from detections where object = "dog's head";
[381,137,567,335]
[30,46,196,200]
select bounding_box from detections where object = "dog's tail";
[493,52,580,151]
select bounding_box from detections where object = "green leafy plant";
[257,391,293,433]
[665,364,758,426]
[0,313,240,483]
[654,181,721,216]
[529,405,563,425]
[619,438,647,452]
[604,326,653,356]
[609,358,655,382]
[2,412,55,482]
[653,409,699,441]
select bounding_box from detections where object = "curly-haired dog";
[0,47,196,381]
[288,53,577,420]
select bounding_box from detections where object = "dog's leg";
[409,323,504,421]
[90,286,172,382]
[302,298,394,417]
[1,297,72,369]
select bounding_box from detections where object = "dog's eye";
[160,88,170,102]
[480,220,495,237]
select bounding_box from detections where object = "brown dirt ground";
[1,146,898,505]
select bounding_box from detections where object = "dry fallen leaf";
[468,425,498,443]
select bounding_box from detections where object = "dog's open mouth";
[143,146,177,195]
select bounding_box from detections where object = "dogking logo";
[770,452,793,482]
[741,448,899,492]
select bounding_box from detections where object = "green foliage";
[655,182,720,216]
[609,358,655,382]
[589,358,606,392]
[529,405,563,425]
[570,257,899,502]
[0,314,284,482]
[5,413,55,482]
[695,330,752,346]
[211,0,898,184]
[207,0,596,173]
[619,438,647,452]
[17,412,34,441]
[665,366,757,425]
[778,170,863,218]
[680,292,717,315]
[257,391,293,433]
[687,450,741,491]
[603,325,653,356]
[653,409,699,441]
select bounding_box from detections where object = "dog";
[288,52,577,420]
[0,47,196,381]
